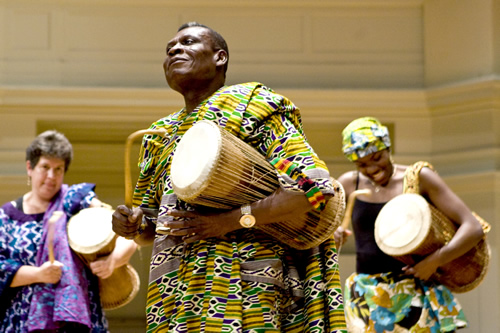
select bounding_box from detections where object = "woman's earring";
[27,176,31,186]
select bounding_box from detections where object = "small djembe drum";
[67,207,140,310]
[374,193,490,293]
[170,120,345,250]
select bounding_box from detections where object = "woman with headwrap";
[335,117,484,332]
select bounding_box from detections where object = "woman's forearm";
[10,265,41,287]
[110,237,138,268]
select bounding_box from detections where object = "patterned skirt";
[344,272,468,333]
[145,230,346,332]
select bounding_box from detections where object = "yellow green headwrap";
[342,117,391,162]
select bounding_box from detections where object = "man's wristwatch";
[239,204,256,228]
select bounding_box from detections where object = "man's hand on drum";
[165,209,239,244]
[112,205,143,239]
[402,250,441,281]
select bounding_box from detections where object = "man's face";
[163,26,220,89]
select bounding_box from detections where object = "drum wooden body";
[375,193,490,293]
[171,120,345,250]
[67,207,140,310]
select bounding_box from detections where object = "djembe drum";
[67,206,140,310]
[374,193,490,293]
[170,120,345,250]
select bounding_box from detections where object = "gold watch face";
[239,214,256,228]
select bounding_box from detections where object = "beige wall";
[0,0,426,90]
[423,0,499,86]
[1,0,499,332]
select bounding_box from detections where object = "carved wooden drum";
[375,193,490,293]
[67,207,140,309]
[170,120,345,249]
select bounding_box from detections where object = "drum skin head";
[375,193,431,256]
[171,120,222,199]
[67,207,115,254]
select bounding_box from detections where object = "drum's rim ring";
[67,207,116,254]
[69,235,117,254]
[375,193,431,256]
[101,263,141,310]
[171,120,222,200]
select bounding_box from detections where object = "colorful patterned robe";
[0,183,108,333]
[133,82,347,332]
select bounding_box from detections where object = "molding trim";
[2,78,498,122]
[443,170,500,195]
[0,0,424,8]
[427,76,500,116]
[0,86,428,120]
